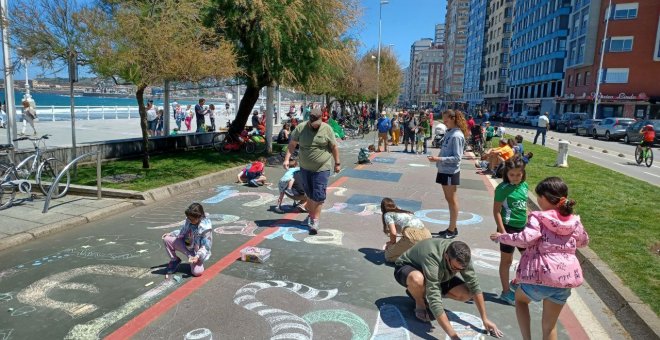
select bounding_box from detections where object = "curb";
[0,164,247,252]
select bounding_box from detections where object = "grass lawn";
[512,136,660,315]
[72,149,262,192]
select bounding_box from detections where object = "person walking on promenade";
[283,108,341,235]
[173,102,184,131]
[185,105,193,131]
[420,113,431,154]
[195,98,206,132]
[20,100,37,136]
[490,177,589,340]
[381,198,431,262]
[208,104,217,131]
[492,156,528,305]
[394,239,504,337]
[155,108,165,136]
[534,112,550,145]
[161,203,213,277]
[403,112,417,153]
[376,112,391,152]
[390,113,400,146]
[146,100,158,137]
[426,109,467,239]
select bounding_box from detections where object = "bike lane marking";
[107,176,350,339]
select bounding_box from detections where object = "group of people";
[372,110,434,154]
[160,107,590,340]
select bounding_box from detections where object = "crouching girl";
[381,198,432,262]
[162,203,213,277]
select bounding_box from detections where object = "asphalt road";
[506,124,660,186]
[0,133,630,339]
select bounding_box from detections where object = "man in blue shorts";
[283,108,341,235]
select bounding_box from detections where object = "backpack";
[246,161,264,180]
[357,147,371,164]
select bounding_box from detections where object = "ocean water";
[0,90,205,107]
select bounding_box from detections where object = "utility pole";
[1,0,18,146]
[593,0,612,120]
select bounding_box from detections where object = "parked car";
[510,112,521,124]
[593,117,635,140]
[623,119,660,144]
[556,112,588,132]
[548,113,562,130]
[515,111,532,125]
[575,119,602,136]
[527,111,542,126]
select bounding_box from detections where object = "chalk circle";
[444,311,486,340]
[184,328,213,340]
[11,305,36,316]
[65,236,160,260]
[0,292,12,302]
[414,209,483,226]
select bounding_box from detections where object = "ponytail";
[535,177,576,216]
[443,110,468,136]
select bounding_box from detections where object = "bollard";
[556,140,569,168]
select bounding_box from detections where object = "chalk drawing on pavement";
[408,163,429,167]
[214,220,258,237]
[0,292,12,303]
[148,214,241,230]
[10,306,36,316]
[414,209,483,226]
[471,248,518,272]
[265,226,345,246]
[0,329,14,340]
[184,328,213,340]
[66,279,175,340]
[444,311,489,340]
[326,187,348,196]
[233,280,338,340]
[303,310,371,340]
[17,265,151,318]
[64,235,160,260]
[323,203,381,216]
[370,304,411,340]
[202,186,277,207]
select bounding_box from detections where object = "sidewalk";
[0,137,652,339]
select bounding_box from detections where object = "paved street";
[0,136,630,339]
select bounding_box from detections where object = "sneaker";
[273,206,284,213]
[248,179,259,187]
[499,290,515,306]
[294,202,307,213]
[283,189,294,197]
[436,228,458,239]
[166,257,182,274]
[308,218,319,235]
[509,280,519,293]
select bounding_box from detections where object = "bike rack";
[42,147,103,214]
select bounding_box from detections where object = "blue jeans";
[534,127,547,145]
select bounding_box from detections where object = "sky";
[3,0,446,79]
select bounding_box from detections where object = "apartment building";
[412,47,445,108]
[463,0,488,111]
[405,38,434,105]
[483,0,514,113]
[444,0,470,107]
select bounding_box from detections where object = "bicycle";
[635,144,654,167]
[0,134,70,198]
[211,132,227,152]
[0,143,36,210]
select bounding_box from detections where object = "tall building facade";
[509,0,571,114]
[406,38,434,105]
[435,24,446,46]
[560,0,660,119]
[412,47,445,108]
[463,0,488,111]
[483,0,514,113]
[444,0,470,108]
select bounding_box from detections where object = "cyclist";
[470,121,484,154]
[640,124,656,151]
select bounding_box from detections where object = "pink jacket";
[498,210,589,288]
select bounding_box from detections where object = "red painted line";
[559,304,590,340]
[108,175,350,339]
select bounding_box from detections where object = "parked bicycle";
[635,144,654,167]
[0,144,35,210]
[0,134,70,198]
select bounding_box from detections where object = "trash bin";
[556,140,569,168]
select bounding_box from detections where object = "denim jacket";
[171,218,213,261]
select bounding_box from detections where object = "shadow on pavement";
[358,247,394,267]
[374,296,436,339]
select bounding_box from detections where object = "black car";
[548,113,562,130]
[624,120,660,144]
[576,119,602,136]
[557,112,588,132]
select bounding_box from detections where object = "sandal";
[414,308,432,322]
[166,257,182,274]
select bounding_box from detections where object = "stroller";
[431,123,447,148]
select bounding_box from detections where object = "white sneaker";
[302,216,311,226]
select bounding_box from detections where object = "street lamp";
[375,0,388,116]
[21,56,35,109]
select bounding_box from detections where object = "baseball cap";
[309,108,323,128]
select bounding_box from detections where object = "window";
[655,16,660,61]
[609,37,633,52]
[585,71,591,85]
[612,3,638,20]
[603,68,629,83]
[567,75,572,87]
[575,73,581,86]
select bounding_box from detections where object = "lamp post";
[593,0,612,120]
[375,0,388,117]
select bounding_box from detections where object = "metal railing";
[32,106,138,122]
[42,148,102,213]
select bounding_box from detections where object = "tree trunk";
[230,84,262,136]
[135,86,150,169]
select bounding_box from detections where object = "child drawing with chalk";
[162,203,213,277]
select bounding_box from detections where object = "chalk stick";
[144,281,154,287]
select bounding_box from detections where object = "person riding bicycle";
[470,122,484,151]
[640,124,656,149]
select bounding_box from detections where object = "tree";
[204,0,359,135]
[81,0,237,168]
[357,48,403,112]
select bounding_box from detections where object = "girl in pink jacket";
[490,177,589,340]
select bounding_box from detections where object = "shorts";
[499,225,526,254]
[519,283,572,305]
[299,168,330,203]
[394,264,465,295]
[640,140,654,147]
[278,180,289,193]
[436,172,460,186]
[147,119,158,131]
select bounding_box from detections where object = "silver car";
[593,117,635,140]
